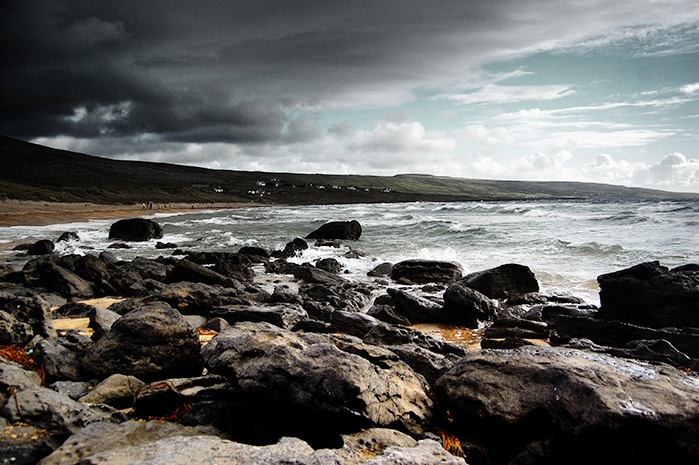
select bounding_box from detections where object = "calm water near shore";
[1,199,697,304]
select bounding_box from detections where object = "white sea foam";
[1,199,697,303]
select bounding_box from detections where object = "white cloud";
[434,84,575,105]
[582,152,699,191]
[345,122,456,154]
[681,82,699,94]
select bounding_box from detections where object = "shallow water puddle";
[411,324,484,350]
[52,317,92,336]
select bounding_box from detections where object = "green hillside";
[1,135,696,205]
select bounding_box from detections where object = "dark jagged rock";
[88,307,121,342]
[208,304,308,330]
[366,304,412,326]
[35,263,95,299]
[49,380,95,401]
[133,375,236,418]
[313,239,342,248]
[0,293,56,340]
[294,265,347,286]
[483,316,549,339]
[458,263,539,300]
[72,254,117,296]
[480,336,537,350]
[52,301,96,318]
[315,257,342,274]
[28,239,55,255]
[165,259,243,288]
[56,232,80,243]
[124,278,166,297]
[107,242,131,249]
[291,319,334,333]
[550,313,699,359]
[597,261,699,329]
[264,259,304,275]
[299,283,370,312]
[202,322,433,438]
[0,358,127,436]
[0,312,33,346]
[79,373,145,409]
[271,238,308,259]
[33,338,86,382]
[237,246,270,260]
[305,220,362,240]
[391,259,462,284]
[368,262,393,277]
[80,302,203,382]
[211,258,255,283]
[386,288,445,324]
[435,345,699,464]
[442,282,498,327]
[108,218,163,242]
[564,338,697,370]
[37,421,225,465]
[157,281,240,314]
[361,324,468,386]
[330,310,387,338]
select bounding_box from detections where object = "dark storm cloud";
[2,0,697,149]
[0,0,510,143]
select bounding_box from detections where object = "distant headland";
[2,135,697,207]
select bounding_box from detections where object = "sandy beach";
[0,200,266,227]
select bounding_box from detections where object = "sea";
[1,199,697,305]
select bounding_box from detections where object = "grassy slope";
[1,135,696,205]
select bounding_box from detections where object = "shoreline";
[0,200,271,227]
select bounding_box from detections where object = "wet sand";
[0,200,265,227]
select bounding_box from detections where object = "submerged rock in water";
[108,218,163,242]
[305,220,362,240]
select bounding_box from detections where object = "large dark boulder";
[391,259,462,284]
[305,220,362,240]
[0,293,56,341]
[386,288,446,324]
[435,345,699,464]
[202,322,433,436]
[458,263,539,300]
[27,239,55,255]
[108,218,163,242]
[597,261,699,329]
[442,281,498,327]
[35,263,95,299]
[549,313,699,359]
[80,302,203,382]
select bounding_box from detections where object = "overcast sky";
[2,1,699,192]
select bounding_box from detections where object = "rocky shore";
[1,217,698,464]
